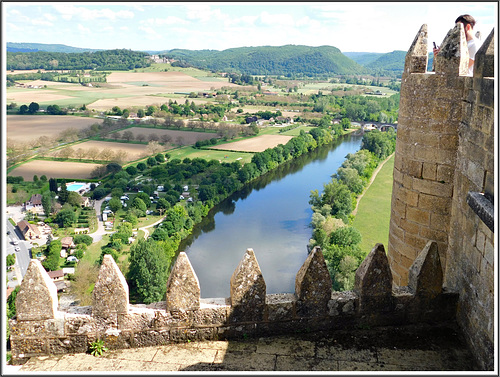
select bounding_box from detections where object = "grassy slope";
[352,154,394,256]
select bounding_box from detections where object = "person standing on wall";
[433,14,480,75]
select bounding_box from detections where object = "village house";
[25,194,43,213]
[17,220,41,240]
[60,237,75,254]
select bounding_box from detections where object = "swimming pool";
[67,183,86,192]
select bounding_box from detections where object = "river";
[180,133,363,298]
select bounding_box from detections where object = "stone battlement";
[10,243,457,365]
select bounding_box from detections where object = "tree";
[58,183,69,203]
[123,130,134,141]
[43,239,62,271]
[136,191,151,205]
[6,254,15,267]
[156,197,170,216]
[147,156,157,166]
[55,208,76,227]
[74,234,93,246]
[19,104,28,114]
[28,102,40,114]
[127,238,170,304]
[126,165,138,175]
[49,178,58,192]
[137,109,145,118]
[67,191,82,207]
[131,197,147,216]
[108,197,122,213]
[41,194,53,216]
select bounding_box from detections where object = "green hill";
[343,52,385,66]
[366,50,406,72]
[162,45,368,76]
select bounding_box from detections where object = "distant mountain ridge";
[7,42,406,75]
[7,42,100,53]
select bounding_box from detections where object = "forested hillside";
[365,50,406,72]
[162,45,368,76]
[6,49,151,70]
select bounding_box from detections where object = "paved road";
[89,197,110,242]
[5,220,31,284]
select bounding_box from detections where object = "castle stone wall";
[10,244,457,365]
[389,23,495,370]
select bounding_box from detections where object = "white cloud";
[6,22,22,32]
[31,19,54,27]
[184,4,225,23]
[143,16,189,26]
[77,24,90,34]
[43,13,57,22]
[138,25,162,41]
[52,4,134,22]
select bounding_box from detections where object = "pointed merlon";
[166,252,200,311]
[230,248,266,308]
[295,246,332,305]
[16,260,58,321]
[434,22,469,75]
[404,24,428,74]
[408,241,443,297]
[354,243,393,298]
[92,255,129,317]
[473,27,494,78]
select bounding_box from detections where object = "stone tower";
[388,23,495,370]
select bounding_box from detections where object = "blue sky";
[3,2,497,53]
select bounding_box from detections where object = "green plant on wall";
[89,339,108,357]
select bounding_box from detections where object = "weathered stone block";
[10,337,47,357]
[328,291,357,317]
[16,260,58,321]
[9,317,64,338]
[421,162,437,180]
[192,306,229,326]
[92,255,129,318]
[229,248,266,322]
[166,252,200,312]
[154,309,191,329]
[295,247,331,317]
[170,327,215,342]
[408,241,443,298]
[266,293,295,322]
[406,206,430,226]
[101,329,133,350]
[49,336,88,355]
[133,330,170,347]
[64,314,94,335]
[118,310,155,331]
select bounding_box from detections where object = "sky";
[2,2,498,53]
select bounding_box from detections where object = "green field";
[166,146,253,164]
[352,154,394,256]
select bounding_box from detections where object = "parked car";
[15,246,20,252]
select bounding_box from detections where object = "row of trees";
[308,129,397,291]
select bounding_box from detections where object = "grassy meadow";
[352,154,395,255]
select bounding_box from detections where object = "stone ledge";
[466,191,494,232]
